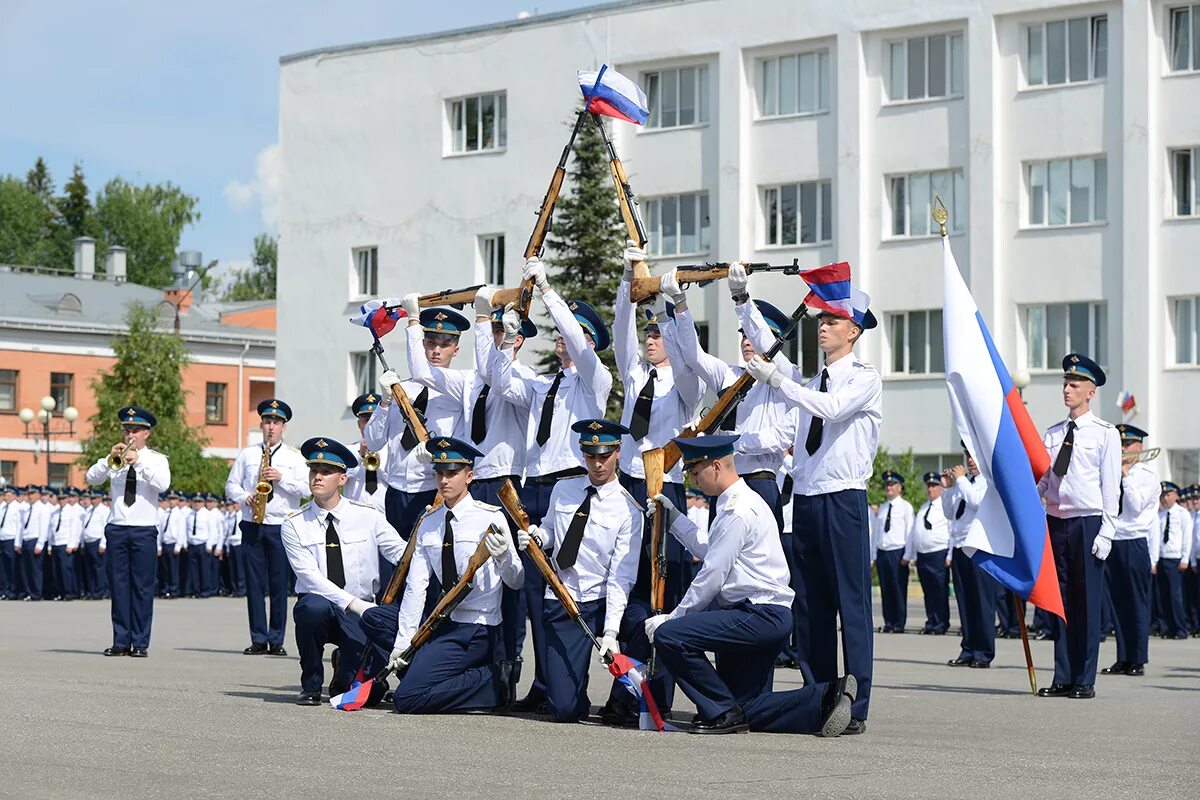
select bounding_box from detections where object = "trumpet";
[1122,447,1160,465]
[107,443,134,470]
[363,451,381,471]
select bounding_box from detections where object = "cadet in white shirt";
[223,499,244,597]
[1151,482,1193,640]
[517,420,643,724]
[906,472,951,635]
[157,492,186,598]
[645,435,858,737]
[1100,425,1159,676]
[282,437,405,706]
[1186,485,1200,635]
[872,471,914,634]
[225,399,308,656]
[48,488,84,600]
[0,486,22,599]
[185,493,216,598]
[85,406,171,657]
[343,393,389,515]
[360,436,521,713]
[942,449,995,667]
[1035,354,1121,700]
[742,267,881,733]
[81,490,111,600]
[15,485,50,600]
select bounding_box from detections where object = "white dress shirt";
[1193,509,1200,567]
[20,501,51,548]
[872,496,913,553]
[0,499,25,542]
[49,502,84,548]
[666,478,794,618]
[282,496,405,610]
[492,290,612,477]
[541,476,642,633]
[687,504,711,541]
[942,475,988,550]
[224,443,308,524]
[1038,411,1121,541]
[905,495,950,559]
[86,447,171,527]
[163,505,188,550]
[82,503,110,546]
[365,376,465,493]
[394,495,523,650]
[1112,462,1160,542]
[344,440,390,512]
[1150,504,1193,564]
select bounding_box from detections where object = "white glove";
[659,268,684,302]
[484,528,510,558]
[517,525,546,551]
[623,244,647,280]
[646,492,682,527]
[346,597,376,617]
[501,305,522,344]
[651,294,670,324]
[523,257,549,292]
[388,647,411,671]
[378,369,402,395]
[1091,535,1112,561]
[644,614,670,644]
[598,631,620,661]
[473,285,497,317]
[744,355,784,388]
[728,262,749,297]
[411,441,433,464]
[400,292,420,320]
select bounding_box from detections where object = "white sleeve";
[602,504,640,633]
[776,366,882,422]
[670,516,741,618]
[225,452,249,504]
[395,546,433,650]
[612,279,638,385]
[282,517,355,610]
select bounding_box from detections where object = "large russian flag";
[578,65,650,125]
[942,238,1064,619]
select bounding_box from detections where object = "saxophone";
[250,443,272,524]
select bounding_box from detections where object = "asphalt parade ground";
[2,595,1196,800]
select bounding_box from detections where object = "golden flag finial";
[932,195,949,238]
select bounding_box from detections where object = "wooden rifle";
[630,260,808,304]
[379,499,444,605]
[590,112,650,282]
[642,448,667,675]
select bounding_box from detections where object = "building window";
[785,316,822,379]
[49,372,73,410]
[205,382,228,424]
[645,193,711,256]
[1169,5,1200,72]
[889,169,965,237]
[449,92,507,153]
[351,352,377,397]
[480,234,505,284]
[887,310,945,374]
[0,461,15,485]
[1171,147,1199,217]
[762,181,832,246]
[644,66,710,129]
[887,32,965,102]
[1173,296,1200,365]
[1024,302,1107,370]
[353,247,378,297]
[48,463,70,489]
[758,50,830,117]
[1026,156,1107,226]
[1170,449,1200,485]
[0,369,15,413]
[1025,15,1107,87]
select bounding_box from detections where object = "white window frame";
[479,234,506,284]
[757,49,830,119]
[352,246,378,298]
[886,31,965,103]
[887,168,966,238]
[643,65,710,130]
[644,192,711,257]
[1023,15,1108,88]
[1168,4,1200,73]
[1023,302,1107,371]
[761,180,833,248]
[1171,295,1200,366]
[351,351,377,399]
[447,91,507,155]
[1170,147,1199,217]
[1024,156,1108,228]
[886,309,945,376]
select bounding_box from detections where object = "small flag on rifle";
[330,664,372,711]
[608,653,679,732]
[350,298,404,340]
[578,65,649,125]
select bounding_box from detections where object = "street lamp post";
[18,396,79,485]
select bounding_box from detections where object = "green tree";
[543,110,627,420]
[867,446,929,510]
[221,233,278,301]
[79,302,230,493]
[0,177,45,265]
[25,157,55,201]
[93,177,200,287]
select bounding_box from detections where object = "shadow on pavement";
[222,685,302,704]
[43,648,106,656]
[875,656,1028,671]
[876,683,1030,697]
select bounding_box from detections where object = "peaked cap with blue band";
[491,307,537,339]
[673,434,740,468]
[352,392,382,418]
[566,299,610,352]
[421,307,470,338]
[427,436,483,470]
[1061,353,1106,386]
[572,419,629,455]
[118,405,157,429]
[300,437,358,472]
[1116,423,1148,442]
[257,398,293,422]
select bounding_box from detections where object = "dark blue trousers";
[544,597,606,722]
[1184,568,1200,634]
[50,544,78,598]
[741,475,800,662]
[187,546,214,597]
[381,487,438,600]
[1154,558,1189,639]
[158,548,181,595]
[0,539,17,599]
[227,544,245,595]
[792,490,873,719]
[105,525,158,649]
[915,549,950,633]
[1049,515,1103,686]
[240,522,289,647]
[996,588,1021,636]
[875,548,908,632]
[951,548,997,663]
[18,541,43,599]
[1099,566,1116,635]
[293,593,379,694]
[470,476,523,665]
[82,540,107,598]
[1108,538,1151,664]
[515,478,559,703]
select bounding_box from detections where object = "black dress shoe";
[295,691,321,706]
[1125,664,1145,676]
[1067,684,1095,699]
[691,705,749,734]
[129,647,148,658]
[598,700,639,729]
[1037,683,1073,697]
[1100,661,1129,675]
[818,675,857,737]
[968,660,991,669]
[947,657,974,667]
[918,628,931,635]
[243,643,268,655]
[511,694,547,712]
[267,645,288,657]
[842,718,867,735]
[103,646,130,657]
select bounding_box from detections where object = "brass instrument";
[251,443,273,524]
[363,451,381,471]
[107,444,128,470]
[1122,447,1160,465]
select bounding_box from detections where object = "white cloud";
[223,142,280,230]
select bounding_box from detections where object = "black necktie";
[629,368,656,441]
[955,500,966,519]
[536,372,564,447]
[365,463,377,494]
[804,369,829,456]
[1163,513,1170,545]
[471,384,490,444]
[191,513,197,537]
[124,465,137,507]
[557,486,596,570]
[400,387,429,451]
[884,503,892,533]
[1051,421,1076,478]
[1,504,7,528]
[1117,480,1124,516]
[441,511,458,590]
[55,510,62,531]
[923,503,932,530]
[325,515,346,589]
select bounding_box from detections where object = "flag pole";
[934,194,1039,696]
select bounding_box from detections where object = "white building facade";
[277,0,1200,481]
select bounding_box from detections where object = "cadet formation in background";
[2,248,1198,736]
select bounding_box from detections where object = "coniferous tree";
[221,233,278,301]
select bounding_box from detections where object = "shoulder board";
[618,486,645,514]
[345,498,376,510]
[853,360,876,371]
[285,508,306,520]
[475,501,501,512]
[1046,420,1068,432]
[1093,418,1114,429]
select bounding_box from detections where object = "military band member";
[0,485,22,599]
[1150,482,1192,640]
[905,472,951,635]
[741,266,881,733]
[645,435,858,736]
[80,490,110,600]
[361,437,521,713]
[343,392,389,514]
[941,450,995,667]
[85,406,171,657]
[1035,354,1120,700]
[225,399,308,656]
[1100,424,1158,676]
[15,485,49,600]
[872,471,913,633]
[282,437,404,705]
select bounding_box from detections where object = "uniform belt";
[742,470,777,483]
[526,467,586,484]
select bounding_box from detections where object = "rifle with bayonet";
[630,259,807,304]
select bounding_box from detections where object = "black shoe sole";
[819,675,856,737]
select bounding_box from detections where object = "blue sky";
[0,0,596,283]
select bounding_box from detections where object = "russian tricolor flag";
[608,653,679,732]
[942,238,1064,620]
[349,298,405,340]
[798,262,853,319]
[578,65,650,125]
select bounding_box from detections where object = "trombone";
[1122,447,1160,465]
